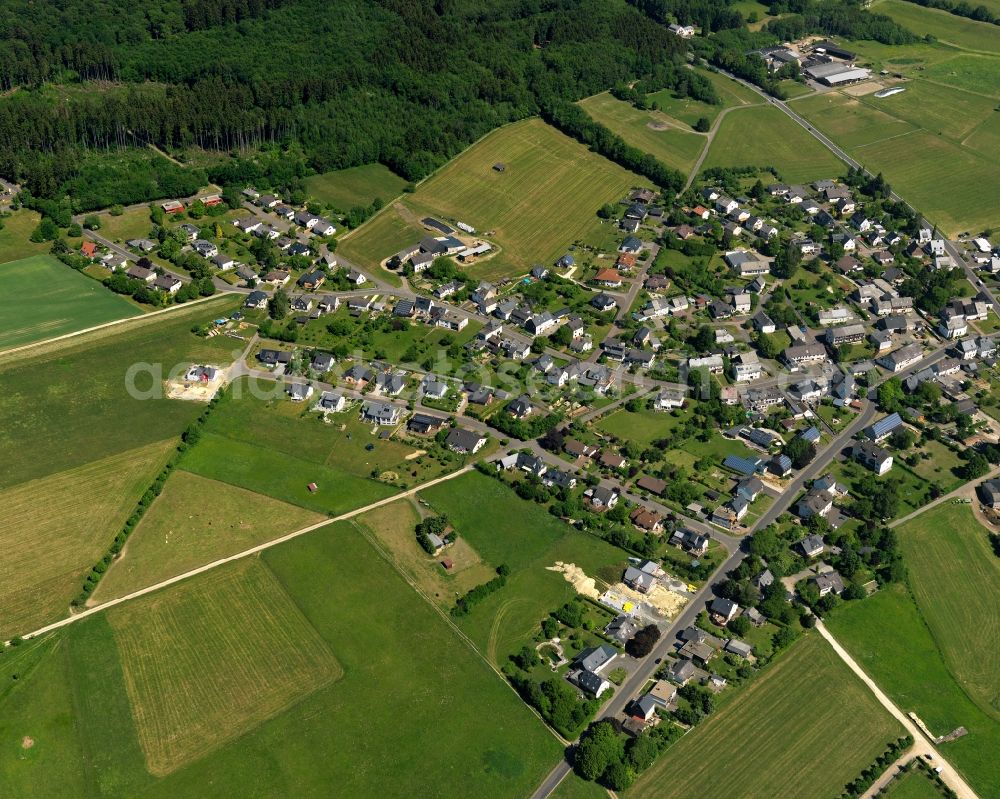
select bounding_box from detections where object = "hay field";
[578,93,706,172]
[107,558,342,776]
[629,633,903,799]
[93,470,325,602]
[339,118,643,280]
[0,440,175,638]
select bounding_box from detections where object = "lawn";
[904,439,963,490]
[0,439,175,639]
[304,163,408,210]
[628,633,903,799]
[826,583,1000,795]
[106,558,342,776]
[180,433,399,515]
[700,105,846,184]
[0,255,139,350]
[887,768,946,799]
[339,118,644,280]
[896,503,1000,724]
[552,774,611,799]
[873,0,1000,53]
[963,108,1000,159]
[419,471,631,663]
[92,205,157,244]
[578,92,706,173]
[597,405,691,448]
[92,470,326,603]
[0,209,51,263]
[0,295,239,490]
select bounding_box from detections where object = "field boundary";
[0,292,233,362]
[349,517,570,745]
[7,465,474,644]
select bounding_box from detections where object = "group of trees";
[573,718,682,790]
[415,515,451,555]
[839,736,915,799]
[451,564,510,618]
[0,0,701,204]
[74,387,231,605]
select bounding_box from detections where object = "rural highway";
[717,69,1000,318]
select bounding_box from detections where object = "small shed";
[440,559,454,570]
[307,482,318,493]
[492,163,506,172]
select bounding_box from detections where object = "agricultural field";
[700,106,846,184]
[897,503,1000,723]
[93,206,159,244]
[921,54,1000,98]
[628,633,903,799]
[419,471,631,663]
[791,92,917,149]
[354,499,498,611]
[93,470,325,603]
[646,69,760,127]
[0,636,89,797]
[304,163,408,210]
[873,0,1000,53]
[107,558,342,776]
[0,517,561,798]
[0,255,139,350]
[0,295,239,489]
[180,433,399,515]
[578,93,706,173]
[827,583,1000,795]
[0,209,51,263]
[0,440,175,638]
[964,111,1000,159]
[339,118,644,281]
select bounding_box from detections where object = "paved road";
[816,621,980,799]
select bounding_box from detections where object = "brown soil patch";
[647,121,671,131]
[547,561,602,599]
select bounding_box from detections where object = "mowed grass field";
[628,633,903,799]
[0,209,51,263]
[0,255,139,350]
[700,105,846,183]
[304,163,408,210]
[647,69,760,126]
[922,54,1000,98]
[0,295,239,489]
[827,583,1000,795]
[793,79,1000,234]
[107,558,342,776]
[339,118,644,280]
[0,519,561,798]
[419,472,630,663]
[874,0,1000,53]
[897,503,1000,721]
[578,93,706,173]
[0,440,175,638]
[93,470,325,603]
[887,769,947,799]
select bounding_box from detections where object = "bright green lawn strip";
[897,503,1000,722]
[0,295,239,489]
[826,583,1000,795]
[0,255,139,349]
[180,433,398,515]
[921,53,1000,98]
[304,163,408,210]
